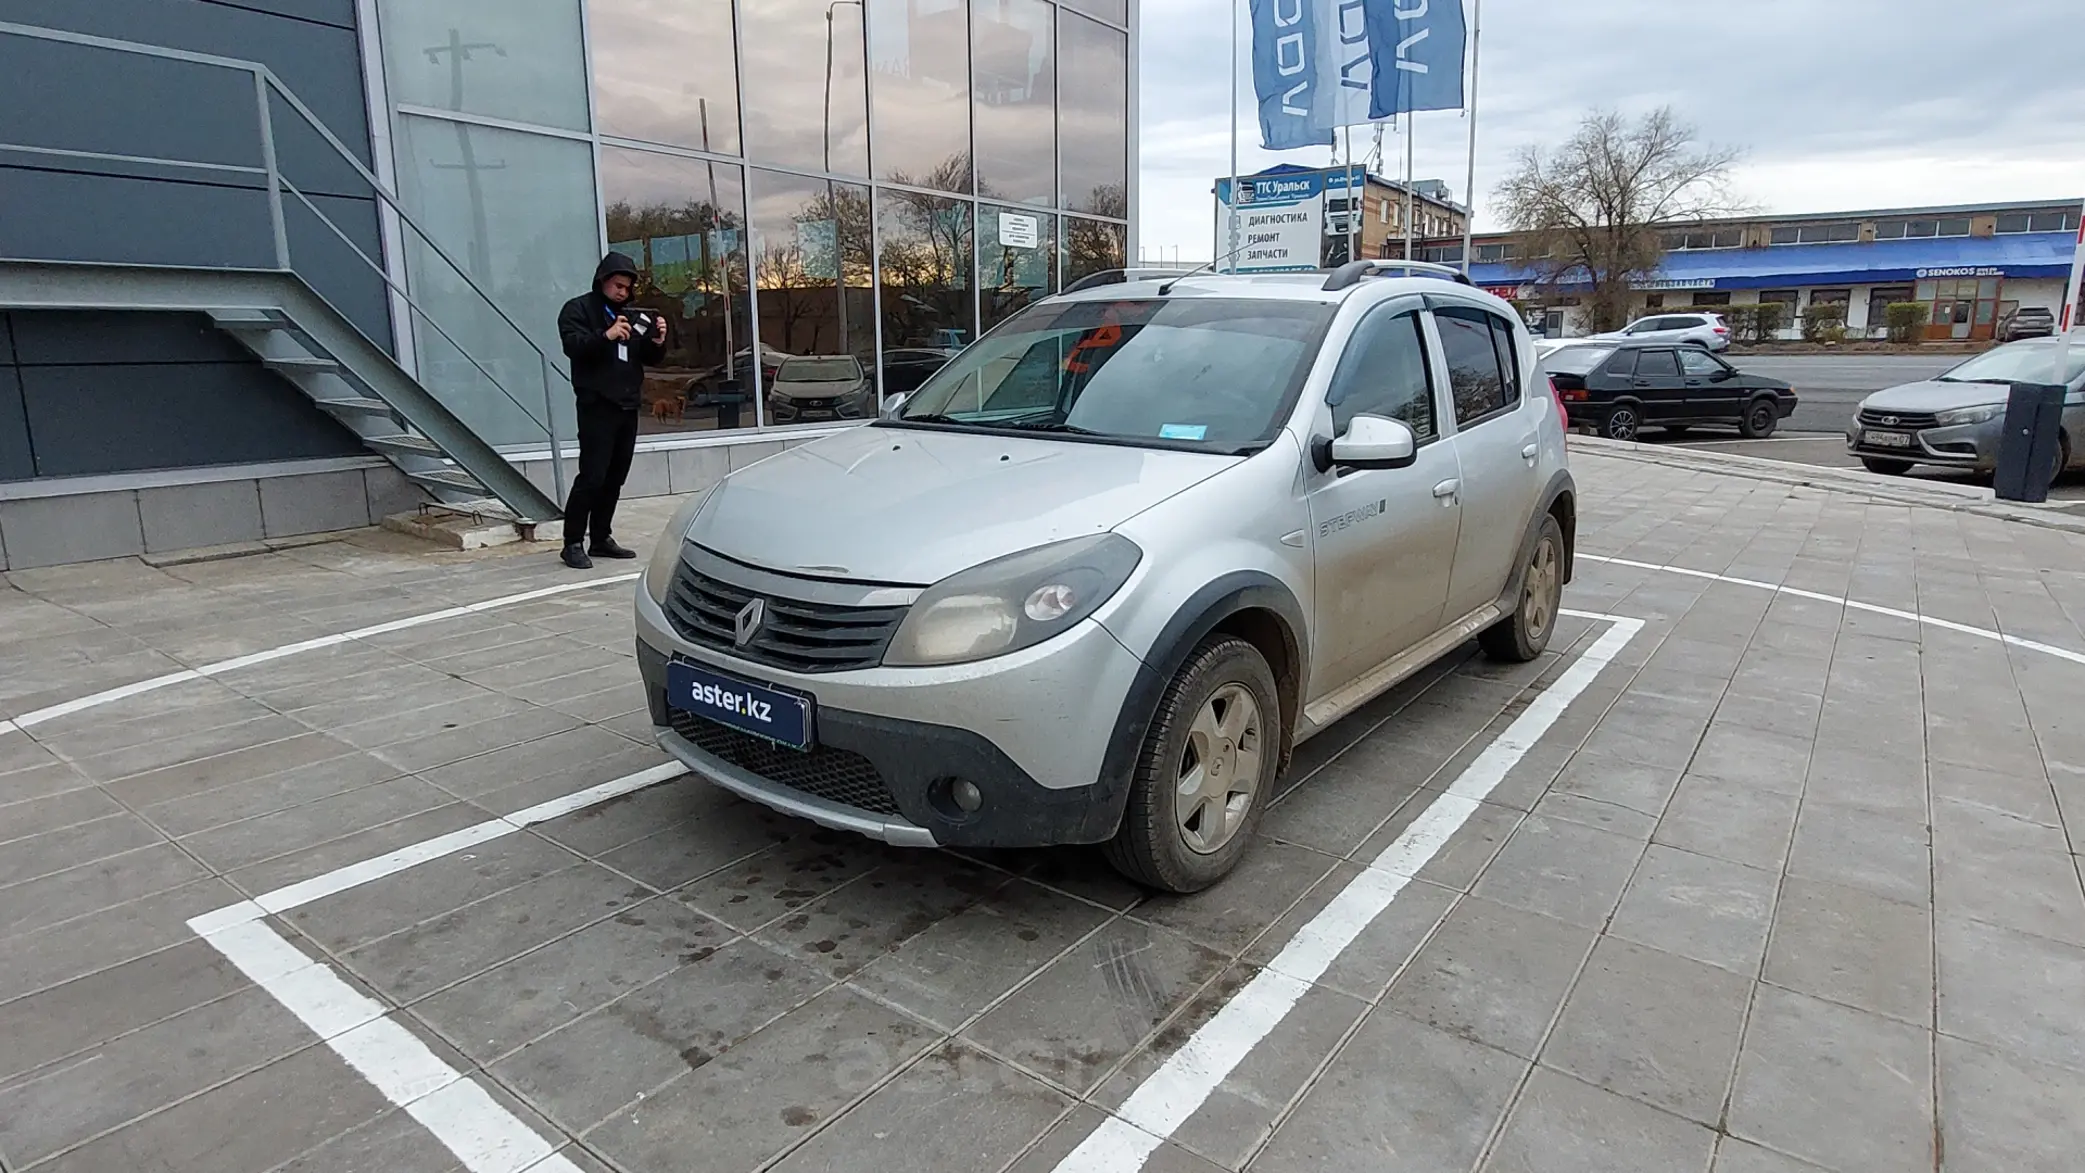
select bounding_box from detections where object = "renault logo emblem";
[733,598,766,647]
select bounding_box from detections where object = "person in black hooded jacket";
[555,251,666,568]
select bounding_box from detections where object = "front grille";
[1857,408,1940,430]
[669,708,901,815]
[663,557,908,674]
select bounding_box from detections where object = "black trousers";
[563,400,639,547]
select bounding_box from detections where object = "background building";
[0,0,1136,569]
[1456,200,2080,340]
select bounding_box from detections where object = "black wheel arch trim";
[1095,572,1311,835]
[1494,470,1579,619]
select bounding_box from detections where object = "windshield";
[778,357,861,382]
[1939,342,2085,386]
[1542,346,1616,376]
[891,298,1335,449]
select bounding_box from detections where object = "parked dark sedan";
[1543,341,1798,441]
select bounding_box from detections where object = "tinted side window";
[1485,317,1522,403]
[1636,349,1682,378]
[1604,350,1639,378]
[1678,349,1723,377]
[1435,307,1513,426]
[1327,308,1437,440]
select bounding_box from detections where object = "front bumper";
[633,587,1150,848]
[1845,418,1999,468]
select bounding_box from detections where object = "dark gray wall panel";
[0,168,278,269]
[289,192,393,344]
[0,368,32,481]
[15,358,364,478]
[9,312,254,366]
[0,34,266,171]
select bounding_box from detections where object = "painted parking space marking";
[1051,609,1646,1173]
[186,761,685,1173]
[0,571,641,737]
[1579,552,2085,667]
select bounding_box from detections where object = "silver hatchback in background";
[633,261,1577,891]
[1848,335,2085,480]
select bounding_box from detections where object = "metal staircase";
[0,21,571,528]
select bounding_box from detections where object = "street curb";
[1568,436,2085,536]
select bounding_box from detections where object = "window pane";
[1679,348,1720,376]
[601,148,753,435]
[1997,213,2031,234]
[1059,0,1127,24]
[1938,218,1971,237]
[1058,13,1127,215]
[1769,227,1798,245]
[1907,220,1937,237]
[868,0,972,191]
[2030,211,2065,232]
[1635,350,1680,378]
[1604,349,1638,377]
[1329,310,1436,438]
[974,0,1056,205]
[588,0,739,153]
[1486,316,1521,401]
[748,169,874,389]
[1874,220,1906,239]
[877,189,975,387]
[395,116,601,446]
[380,0,589,131]
[1435,308,1510,426]
[1063,216,1126,286]
[981,205,1056,332]
[741,0,868,175]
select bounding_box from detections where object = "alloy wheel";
[1607,409,1639,441]
[1174,684,1263,855]
[1523,535,1560,641]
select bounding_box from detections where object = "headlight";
[883,534,1143,667]
[1935,404,2003,427]
[643,490,712,605]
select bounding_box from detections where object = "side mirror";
[1328,414,1418,470]
[1710,368,1733,381]
[879,392,909,420]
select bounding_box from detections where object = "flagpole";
[1460,0,1481,275]
[1403,116,1415,262]
[1225,0,1240,272]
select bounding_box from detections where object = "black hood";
[593,251,640,294]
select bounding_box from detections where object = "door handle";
[1432,479,1460,500]
[1520,442,1540,460]
[1633,379,1652,387]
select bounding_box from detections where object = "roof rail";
[1062,267,1196,293]
[1321,259,1476,292]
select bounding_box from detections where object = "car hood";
[687,425,1241,585]
[1861,380,2008,412]
[770,378,865,399]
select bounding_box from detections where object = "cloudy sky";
[1133,0,2085,261]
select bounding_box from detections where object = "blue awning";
[1470,231,2078,292]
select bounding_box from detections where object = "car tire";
[1104,636,1280,894]
[2053,434,2071,488]
[1861,457,1913,476]
[1739,399,1779,439]
[1601,405,1642,441]
[1480,515,1565,664]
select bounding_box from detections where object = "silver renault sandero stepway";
[633,260,1576,891]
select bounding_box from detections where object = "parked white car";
[634,260,1577,891]
[1592,312,1731,352]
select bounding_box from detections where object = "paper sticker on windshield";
[1159,423,1208,441]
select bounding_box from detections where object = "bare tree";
[1494,108,1745,331]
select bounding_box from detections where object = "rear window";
[1541,346,1615,376]
[894,297,1335,449]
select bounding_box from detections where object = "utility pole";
[424,28,507,276]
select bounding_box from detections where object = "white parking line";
[187,761,685,1173]
[1050,609,1645,1173]
[0,572,640,737]
[1578,552,2085,668]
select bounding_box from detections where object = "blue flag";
[1364,0,1467,120]
[1249,0,1333,151]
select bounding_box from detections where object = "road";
[1724,353,1960,434]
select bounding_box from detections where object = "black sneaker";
[589,538,638,559]
[561,543,594,570]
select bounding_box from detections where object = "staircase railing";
[0,20,571,500]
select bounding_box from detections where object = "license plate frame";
[1864,430,1914,449]
[666,659,815,750]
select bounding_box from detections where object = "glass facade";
[372,0,1131,446]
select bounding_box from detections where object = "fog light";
[950,779,983,813]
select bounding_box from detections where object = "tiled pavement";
[3,447,2084,1172]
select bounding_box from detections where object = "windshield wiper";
[892,412,976,427]
[997,418,1106,436]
